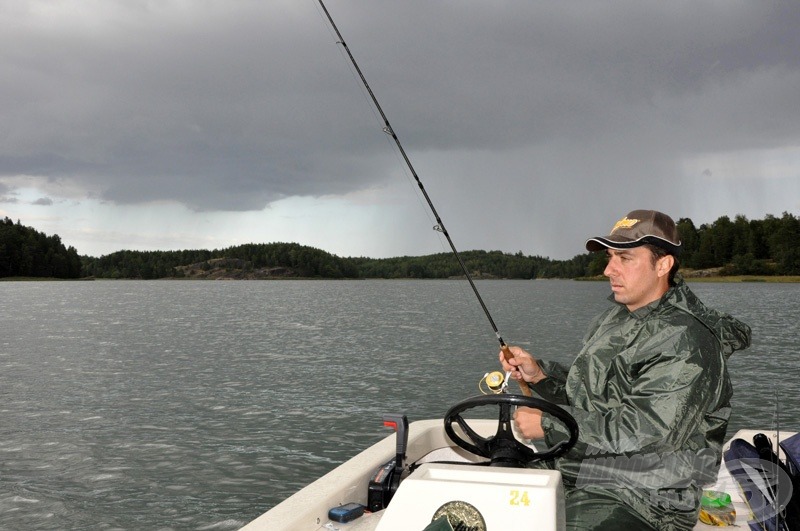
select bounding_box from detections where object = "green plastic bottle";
[698,490,736,526]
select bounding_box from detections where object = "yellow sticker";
[610,216,639,234]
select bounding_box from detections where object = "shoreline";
[683,275,800,283]
[3,275,800,283]
[576,275,800,283]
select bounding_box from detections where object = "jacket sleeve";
[528,360,571,404]
[540,324,727,463]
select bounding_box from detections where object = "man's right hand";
[499,345,547,384]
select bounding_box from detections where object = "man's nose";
[604,258,616,277]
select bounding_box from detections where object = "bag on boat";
[723,433,800,531]
[780,433,800,478]
[779,432,800,530]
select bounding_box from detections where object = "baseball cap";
[585,209,682,255]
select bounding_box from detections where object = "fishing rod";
[316,0,531,396]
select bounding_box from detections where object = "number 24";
[510,490,530,506]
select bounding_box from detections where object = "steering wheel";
[444,394,579,467]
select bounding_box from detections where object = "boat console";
[374,462,563,530]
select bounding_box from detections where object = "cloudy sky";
[2,1,799,259]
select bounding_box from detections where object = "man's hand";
[498,345,547,384]
[514,406,545,440]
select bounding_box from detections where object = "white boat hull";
[242,422,795,531]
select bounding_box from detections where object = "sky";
[2,0,799,260]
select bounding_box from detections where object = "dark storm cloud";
[2,0,799,227]
[1,1,391,210]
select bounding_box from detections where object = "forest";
[0,217,82,278]
[1,212,799,280]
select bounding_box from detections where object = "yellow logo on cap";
[611,216,640,234]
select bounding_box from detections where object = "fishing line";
[315,0,529,395]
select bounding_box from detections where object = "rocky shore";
[174,258,297,280]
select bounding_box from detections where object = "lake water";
[1,279,798,529]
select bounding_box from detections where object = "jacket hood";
[667,275,752,358]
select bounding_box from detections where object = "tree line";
[2,212,799,280]
[0,217,82,278]
[678,213,800,275]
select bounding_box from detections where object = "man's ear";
[657,254,675,278]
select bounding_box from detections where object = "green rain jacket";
[530,276,751,530]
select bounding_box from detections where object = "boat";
[241,391,798,530]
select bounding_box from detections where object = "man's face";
[603,247,671,311]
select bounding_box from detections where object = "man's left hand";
[513,406,544,440]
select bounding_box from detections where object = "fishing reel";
[478,370,511,395]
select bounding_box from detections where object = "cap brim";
[585,236,682,255]
[585,237,644,252]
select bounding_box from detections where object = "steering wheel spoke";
[453,415,491,454]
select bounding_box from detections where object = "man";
[500,209,751,530]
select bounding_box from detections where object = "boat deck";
[243,424,794,530]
